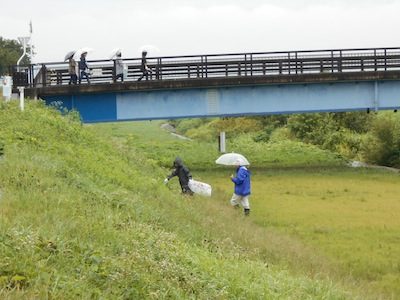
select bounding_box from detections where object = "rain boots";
[233,205,250,216]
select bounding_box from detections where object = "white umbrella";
[64,50,76,61]
[74,47,94,59]
[138,44,160,56]
[216,153,250,166]
[109,48,122,60]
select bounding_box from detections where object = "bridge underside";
[33,72,400,123]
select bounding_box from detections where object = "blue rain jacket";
[231,166,251,196]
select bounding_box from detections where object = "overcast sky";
[1,0,399,62]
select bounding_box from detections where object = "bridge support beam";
[43,80,400,123]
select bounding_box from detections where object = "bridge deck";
[12,47,400,97]
[29,70,400,97]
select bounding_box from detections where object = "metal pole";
[219,132,226,153]
[18,87,25,111]
[29,21,34,64]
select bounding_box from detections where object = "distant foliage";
[227,134,344,167]
[175,117,263,141]
[287,113,337,145]
[331,112,373,133]
[287,112,373,159]
[0,37,31,75]
[169,111,399,167]
[361,112,400,168]
[211,117,263,136]
[173,118,210,134]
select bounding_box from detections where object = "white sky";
[1,0,399,63]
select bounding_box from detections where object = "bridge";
[13,47,400,123]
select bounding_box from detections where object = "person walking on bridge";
[78,52,90,84]
[137,50,152,81]
[68,56,77,85]
[164,157,193,195]
[115,52,124,82]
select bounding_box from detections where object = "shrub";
[174,118,211,135]
[361,113,400,167]
[269,127,293,143]
[211,117,263,137]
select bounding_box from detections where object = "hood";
[173,157,183,167]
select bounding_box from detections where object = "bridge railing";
[12,47,400,87]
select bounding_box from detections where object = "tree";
[0,37,31,75]
[362,113,400,167]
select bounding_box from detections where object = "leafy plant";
[362,112,400,167]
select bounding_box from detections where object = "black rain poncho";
[167,157,193,194]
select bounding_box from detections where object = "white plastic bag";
[188,179,212,197]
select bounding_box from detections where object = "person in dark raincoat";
[164,157,193,195]
[137,50,153,81]
[78,52,90,84]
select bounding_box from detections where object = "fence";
[11,47,400,88]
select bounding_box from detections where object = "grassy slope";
[92,121,345,170]
[93,120,400,299]
[0,101,350,299]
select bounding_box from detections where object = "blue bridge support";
[43,79,400,123]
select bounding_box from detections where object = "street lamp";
[16,36,30,71]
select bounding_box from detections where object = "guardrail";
[11,47,400,88]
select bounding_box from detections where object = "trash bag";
[188,179,212,197]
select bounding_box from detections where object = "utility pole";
[29,20,34,63]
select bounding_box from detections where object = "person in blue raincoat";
[230,160,251,215]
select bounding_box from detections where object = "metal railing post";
[156,58,161,80]
[384,49,387,71]
[41,64,47,87]
[29,64,33,87]
[205,56,208,78]
[113,60,116,83]
[201,56,204,78]
[244,54,247,76]
[250,54,253,76]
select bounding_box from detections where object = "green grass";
[93,121,346,170]
[93,120,400,299]
[92,120,400,299]
[198,168,400,299]
[0,101,353,299]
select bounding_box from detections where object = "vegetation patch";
[0,101,353,299]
